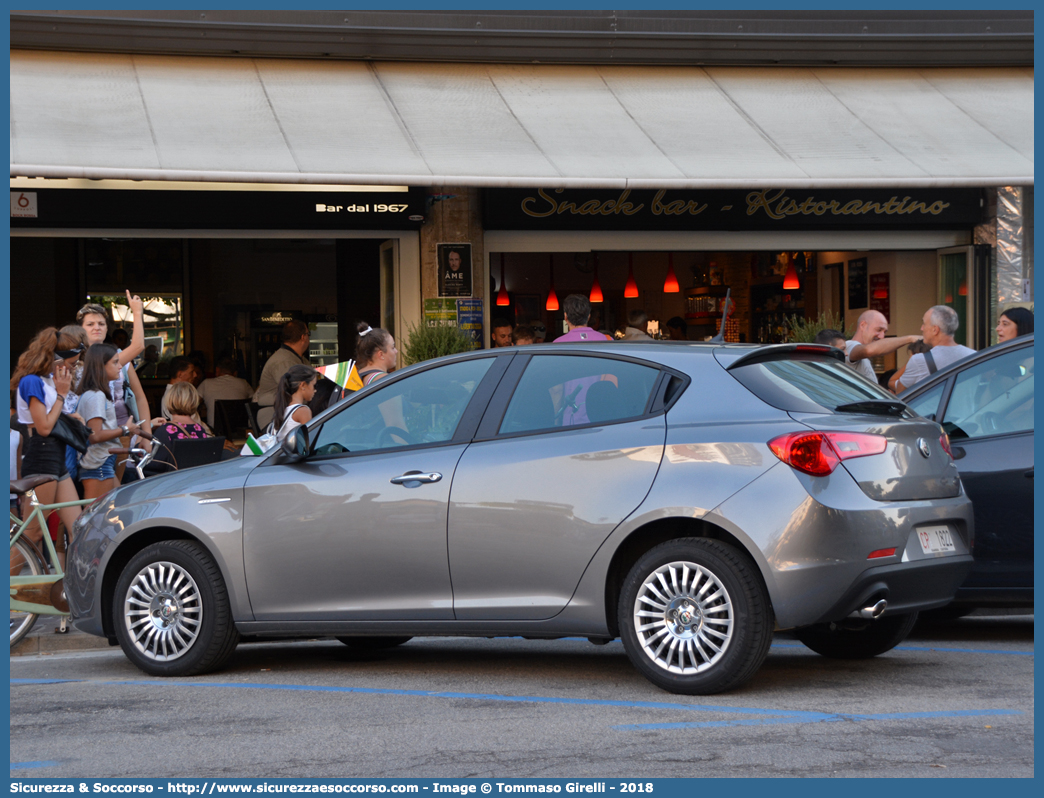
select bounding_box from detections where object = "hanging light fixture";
[782,252,801,290]
[958,281,968,297]
[624,253,639,298]
[545,254,559,311]
[663,253,680,293]
[589,253,604,304]
[496,253,510,306]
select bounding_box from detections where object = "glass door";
[938,246,976,348]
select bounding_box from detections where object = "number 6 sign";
[11,191,38,218]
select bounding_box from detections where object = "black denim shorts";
[21,433,69,481]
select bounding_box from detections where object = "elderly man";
[254,319,311,428]
[895,306,975,391]
[845,310,922,382]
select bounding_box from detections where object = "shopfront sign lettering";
[485,187,981,231]
[744,189,951,220]
[521,188,709,218]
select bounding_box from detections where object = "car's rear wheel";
[113,540,239,676]
[336,636,412,650]
[618,538,773,695]
[795,612,918,659]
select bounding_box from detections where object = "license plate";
[917,525,956,555]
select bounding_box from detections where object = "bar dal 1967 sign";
[483,188,984,231]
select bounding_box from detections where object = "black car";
[900,334,1034,610]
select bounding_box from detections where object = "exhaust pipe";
[849,599,887,620]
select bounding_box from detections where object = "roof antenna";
[709,288,732,343]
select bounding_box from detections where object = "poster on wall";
[847,257,868,309]
[423,298,457,327]
[437,243,473,297]
[457,298,483,350]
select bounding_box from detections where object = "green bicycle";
[10,437,160,646]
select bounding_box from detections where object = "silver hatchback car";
[67,343,973,695]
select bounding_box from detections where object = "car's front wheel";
[619,538,773,695]
[795,612,918,659]
[113,540,240,676]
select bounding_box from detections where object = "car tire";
[113,540,240,677]
[336,636,412,650]
[618,537,773,695]
[795,612,918,659]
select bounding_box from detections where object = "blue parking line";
[12,678,1023,732]
[11,761,61,770]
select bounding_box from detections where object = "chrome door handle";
[390,471,442,485]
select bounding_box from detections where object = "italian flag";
[316,359,364,392]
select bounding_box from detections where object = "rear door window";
[729,355,899,414]
[499,355,661,435]
[906,382,946,421]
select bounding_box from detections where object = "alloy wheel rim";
[633,560,734,674]
[123,561,202,661]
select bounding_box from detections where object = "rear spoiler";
[722,343,846,371]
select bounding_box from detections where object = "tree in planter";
[784,311,852,344]
[401,322,477,366]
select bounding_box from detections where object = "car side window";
[312,358,493,454]
[906,382,945,421]
[941,348,1034,440]
[499,355,660,435]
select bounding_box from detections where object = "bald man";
[845,310,922,382]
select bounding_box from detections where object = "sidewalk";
[11,614,114,657]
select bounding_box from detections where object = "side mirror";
[280,425,310,462]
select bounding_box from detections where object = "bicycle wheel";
[10,535,43,647]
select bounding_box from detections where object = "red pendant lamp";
[663,253,680,293]
[624,253,639,298]
[783,252,801,290]
[545,254,559,311]
[496,253,510,306]
[589,254,604,304]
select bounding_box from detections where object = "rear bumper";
[811,554,974,624]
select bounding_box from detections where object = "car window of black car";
[906,382,946,421]
[498,355,660,435]
[311,358,494,454]
[941,347,1034,440]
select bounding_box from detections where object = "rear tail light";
[938,433,953,458]
[768,431,887,477]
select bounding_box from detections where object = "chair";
[244,402,262,436]
[162,436,227,470]
[213,399,250,440]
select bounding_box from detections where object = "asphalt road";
[9,614,1033,779]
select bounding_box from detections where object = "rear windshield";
[729,355,901,414]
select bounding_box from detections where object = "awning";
[9,50,1034,189]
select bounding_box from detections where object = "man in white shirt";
[845,310,922,383]
[895,305,976,391]
[198,355,254,428]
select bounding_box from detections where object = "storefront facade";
[9,10,1033,381]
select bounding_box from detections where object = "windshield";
[729,355,904,415]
